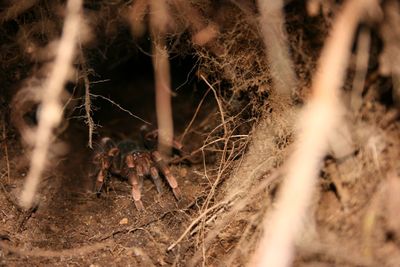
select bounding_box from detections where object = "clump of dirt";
[1,1,400,267]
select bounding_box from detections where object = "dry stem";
[0,240,113,258]
[257,0,297,98]
[89,94,150,124]
[179,87,211,143]
[150,0,174,157]
[152,38,174,157]
[84,73,94,148]
[350,28,371,112]
[250,1,381,266]
[20,0,83,209]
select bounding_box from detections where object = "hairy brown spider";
[90,135,181,210]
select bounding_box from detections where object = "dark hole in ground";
[85,44,213,144]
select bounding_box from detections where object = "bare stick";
[90,94,150,124]
[150,0,174,157]
[250,1,381,266]
[84,74,94,148]
[350,28,371,112]
[257,0,297,98]
[0,240,113,258]
[20,0,83,209]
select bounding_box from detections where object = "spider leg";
[128,170,144,210]
[135,164,145,191]
[94,169,107,196]
[151,151,181,199]
[125,154,144,210]
[139,153,164,194]
[92,137,120,196]
[149,165,163,194]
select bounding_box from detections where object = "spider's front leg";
[151,151,181,199]
[92,137,119,195]
[125,153,145,210]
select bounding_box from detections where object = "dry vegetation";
[0,0,400,266]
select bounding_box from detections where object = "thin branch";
[84,75,95,148]
[257,0,297,98]
[0,240,113,258]
[20,0,83,209]
[150,0,174,157]
[90,93,150,125]
[200,75,227,135]
[351,28,371,112]
[179,87,211,143]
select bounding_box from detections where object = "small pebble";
[119,218,128,225]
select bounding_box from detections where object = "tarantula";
[91,135,181,210]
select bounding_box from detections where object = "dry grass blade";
[251,0,381,266]
[19,0,83,209]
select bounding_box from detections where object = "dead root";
[0,240,114,258]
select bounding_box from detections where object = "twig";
[200,75,227,135]
[167,200,229,251]
[20,0,83,209]
[350,28,371,112]
[150,0,174,157]
[17,205,38,232]
[257,0,297,98]
[0,181,23,213]
[198,76,228,196]
[83,65,95,148]
[0,240,113,258]
[179,87,211,143]
[152,40,173,156]
[89,94,150,125]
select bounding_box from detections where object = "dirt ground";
[1,71,400,267]
[1,1,400,267]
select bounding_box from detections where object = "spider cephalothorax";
[91,136,181,210]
